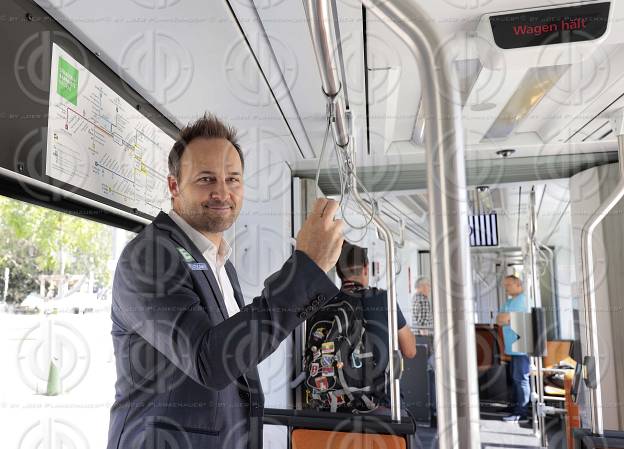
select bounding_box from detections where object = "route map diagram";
[46,43,173,217]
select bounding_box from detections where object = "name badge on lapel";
[188,262,208,271]
[176,247,196,263]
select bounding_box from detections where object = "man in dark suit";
[106,114,344,449]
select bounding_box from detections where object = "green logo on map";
[57,57,78,106]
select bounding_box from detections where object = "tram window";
[0,194,134,449]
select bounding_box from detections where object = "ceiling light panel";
[484,64,570,140]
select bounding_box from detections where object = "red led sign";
[489,2,610,50]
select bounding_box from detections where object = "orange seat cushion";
[292,429,407,449]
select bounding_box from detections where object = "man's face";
[421,282,431,298]
[504,278,522,297]
[168,137,243,234]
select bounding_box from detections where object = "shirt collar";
[168,209,232,265]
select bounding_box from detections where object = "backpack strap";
[335,349,355,401]
[290,371,306,388]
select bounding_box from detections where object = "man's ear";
[168,175,179,198]
[363,264,369,276]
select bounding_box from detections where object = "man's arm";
[396,304,416,358]
[398,325,417,359]
[496,312,510,327]
[113,241,338,392]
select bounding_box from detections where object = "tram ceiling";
[248,0,624,163]
[297,151,618,195]
[35,0,624,166]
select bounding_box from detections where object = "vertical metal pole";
[528,188,546,444]
[362,1,480,448]
[580,110,624,436]
[302,0,350,148]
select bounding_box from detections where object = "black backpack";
[302,288,383,413]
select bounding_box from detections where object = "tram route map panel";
[46,43,173,217]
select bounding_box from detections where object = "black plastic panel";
[263,408,416,435]
[0,0,178,225]
[489,2,610,50]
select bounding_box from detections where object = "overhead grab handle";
[303,0,403,422]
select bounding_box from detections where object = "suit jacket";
[107,212,338,449]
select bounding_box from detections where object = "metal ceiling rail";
[297,151,620,194]
[361,1,480,448]
[302,0,349,148]
[580,107,624,436]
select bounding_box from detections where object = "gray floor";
[411,415,566,449]
[481,418,541,449]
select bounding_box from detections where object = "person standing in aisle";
[497,275,530,422]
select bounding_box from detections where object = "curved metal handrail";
[580,127,624,435]
[361,1,479,448]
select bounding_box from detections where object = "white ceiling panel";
[35,0,303,159]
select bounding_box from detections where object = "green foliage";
[0,196,114,303]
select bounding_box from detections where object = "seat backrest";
[543,340,573,368]
[475,325,502,369]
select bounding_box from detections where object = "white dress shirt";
[168,210,240,317]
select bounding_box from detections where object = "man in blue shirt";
[497,275,530,422]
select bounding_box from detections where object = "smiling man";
[107,114,344,449]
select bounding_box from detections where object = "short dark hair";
[168,113,244,179]
[336,242,369,280]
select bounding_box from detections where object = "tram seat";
[264,408,417,449]
[475,325,510,403]
[476,324,505,370]
[292,429,407,449]
[541,340,576,398]
[543,340,575,369]
[574,429,624,449]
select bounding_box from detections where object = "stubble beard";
[179,201,239,234]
